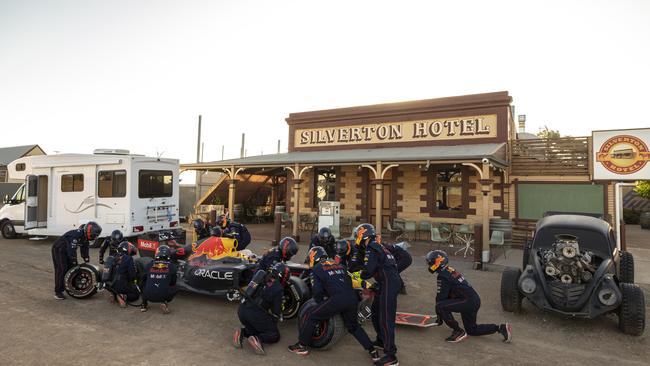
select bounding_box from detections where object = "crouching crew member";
[141,245,177,314]
[112,241,140,307]
[99,229,123,265]
[234,262,290,355]
[217,214,252,250]
[385,242,412,294]
[192,218,211,241]
[357,224,400,366]
[425,250,512,343]
[309,227,336,258]
[51,221,102,300]
[334,239,353,267]
[289,246,378,360]
[257,237,298,272]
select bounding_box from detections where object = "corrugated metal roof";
[0,145,41,165]
[624,191,650,211]
[182,143,507,169]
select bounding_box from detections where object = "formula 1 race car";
[501,214,645,336]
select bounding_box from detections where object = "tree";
[634,181,650,200]
[537,126,561,139]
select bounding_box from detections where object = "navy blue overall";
[257,248,282,272]
[308,235,336,258]
[300,260,373,350]
[435,267,499,336]
[238,279,283,344]
[141,260,177,305]
[361,241,399,357]
[51,229,90,294]
[112,253,140,302]
[224,222,251,250]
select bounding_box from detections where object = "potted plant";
[634,181,650,229]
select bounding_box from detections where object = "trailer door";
[24,174,49,230]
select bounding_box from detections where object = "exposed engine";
[540,234,598,284]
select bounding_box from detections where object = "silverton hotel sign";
[294,114,498,148]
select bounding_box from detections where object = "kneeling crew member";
[289,246,378,360]
[385,242,412,294]
[217,214,252,250]
[334,239,353,267]
[141,245,177,314]
[192,218,211,241]
[51,221,102,300]
[99,229,123,265]
[257,236,298,272]
[113,241,140,307]
[309,227,336,258]
[426,250,512,343]
[356,223,400,366]
[234,262,289,355]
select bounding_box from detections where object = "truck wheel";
[64,264,100,299]
[283,276,310,319]
[1,220,17,239]
[618,283,645,336]
[297,298,345,350]
[501,267,523,312]
[619,251,635,284]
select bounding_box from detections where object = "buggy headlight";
[520,277,537,294]
[598,288,618,306]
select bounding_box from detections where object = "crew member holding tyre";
[288,246,378,360]
[217,214,252,250]
[51,221,102,300]
[425,250,512,343]
[140,245,177,314]
[98,229,123,265]
[309,227,336,258]
[234,262,289,355]
[112,241,140,307]
[385,242,412,295]
[257,237,298,272]
[356,223,400,366]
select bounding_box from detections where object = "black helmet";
[278,237,298,261]
[307,246,328,268]
[117,241,131,254]
[335,239,351,257]
[83,221,102,241]
[217,214,231,229]
[192,218,205,230]
[210,226,223,237]
[353,223,376,246]
[110,230,123,243]
[269,262,290,285]
[425,250,449,273]
[155,245,171,261]
[317,227,332,244]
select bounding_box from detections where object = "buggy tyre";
[64,264,100,299]
[297,298,345,350]
[618,283,645,336]
[501,267,523,312]
[619,251,634,284]
[1,220,17,239]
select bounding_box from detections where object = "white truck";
[0,149,180,244]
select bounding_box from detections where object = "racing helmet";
[317,227,332,245]
[335,239,352,257]
[117,241,130,254]
[210,226,223,237]
[83,221,102,241]
[192,218,205,230]
[425,250,449,274]
[269,262,291,285]
[217,214,231,229]
[353,223,376,246]
[109,230,123,244]
[155,245,171,261]
[278,237,298,261]
[307,246,328,268]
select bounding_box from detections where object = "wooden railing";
[510,136,590,176]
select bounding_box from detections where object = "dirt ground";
[0,234,648,366]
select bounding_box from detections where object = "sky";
[1,0,649,183]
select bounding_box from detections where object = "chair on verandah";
[490,230,507,259]
[385,219,403,240]
[417,221,432,241]
[403,221,417,242]
[430,227,450,250]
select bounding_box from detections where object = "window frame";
[138,170,173,199]
[61,174,84,193]
[425,165,471,218]
[98,170,127,198]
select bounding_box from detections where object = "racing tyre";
[1,220,17,239]
[283,276,310,319]
[297,298,345,350]
[501,267,523,312]
[619,251,635,284]
[618,283,645,336]
[64,264,101,299]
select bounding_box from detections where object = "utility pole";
[195,115,202,211]
[240,133,245,158]
[221,145,224,160]
[277,139,281,153]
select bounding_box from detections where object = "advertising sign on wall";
[592,128,650,180]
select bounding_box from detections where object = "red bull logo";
[188,237,234,261]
